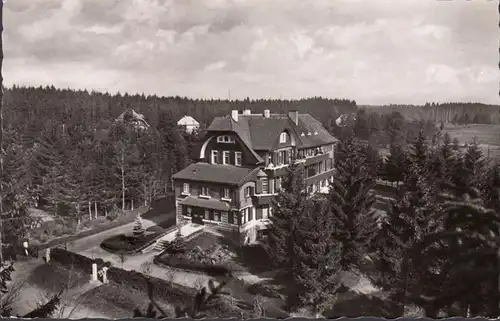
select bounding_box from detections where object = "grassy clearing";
[442,124,500,146]
[80,283,166,319]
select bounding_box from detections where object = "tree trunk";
[88,200,92,220]
[131,199,134,211]
[76,203,81,226]
[94,201,98,219]
[400,254,409,316]
[0,0,3,265]
[121,153,125,212]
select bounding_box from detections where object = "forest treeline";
[0,85,496,247]
[266,130,500,317]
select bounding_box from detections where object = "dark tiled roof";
[296,114,339,148]
[172,162,258,185]
[207,113,338,151]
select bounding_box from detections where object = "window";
[223,188,230,199]
[262,206,269,219]
[214,211,221,222]
[223,151,230,165]
[217,135,235,143]
[211,150,218,164]
[183,183,190,194]
[205,209,210,220]
[245,186,252,198]
[279,132,287,143]
[241,209,247,224]
[275,177,282,191]
[201,186,209,196]
[319,161,324,173]
[262,179,269,194]
[278,151,285,165]
[186,206,192,216]
[235,152,242,166]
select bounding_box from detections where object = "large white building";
[177,115,200,134]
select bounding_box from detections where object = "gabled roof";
[207,116,263,163]
[178,115,200,126]
[116,109,150,128]
[207,112,338,151]
[172,162,259,186]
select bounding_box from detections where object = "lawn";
[442,124,500,146]
[101,232,162,254]
[81,283,171,319]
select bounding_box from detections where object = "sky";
[4,0,499,105]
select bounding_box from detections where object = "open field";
[442,124,500,160]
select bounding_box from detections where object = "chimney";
[263,109,270,118]
[288,110,298,125]
[231,110,238,122]
[243,109,251,115]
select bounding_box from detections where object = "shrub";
[100,233,160,254]
[50,248,111,274]
[132,214,145,237]
[106,267,194,306]
[154,253,231,277]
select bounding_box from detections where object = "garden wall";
[49,248,195,307]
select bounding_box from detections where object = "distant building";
[177,115,200,134]
[116,109,150,130]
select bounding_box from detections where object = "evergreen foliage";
[265,162,306,273]
[288,195,343,316]
[132,214,145,237]
[327,137,378,270]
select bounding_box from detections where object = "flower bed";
[154,253,231,277]
[100,232,161,254]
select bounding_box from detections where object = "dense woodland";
[266,131,500,317]
[0,85,500,317]
[1,86,498,248]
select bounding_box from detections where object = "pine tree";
[265,162,306,275]
[415,185,500,317]
[327,138,378,270]
[133,214,145,238]
[288,195,343,317]
[461,139,486,191]
[384,142,407,185]
[482,163,500,214]
[371,135,443,316]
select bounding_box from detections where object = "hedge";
[100,232,161,254]
[154,253,231,277]
[50,248,111,274]
[106,266,194,306]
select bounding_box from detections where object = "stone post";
[91,263,98,281]
[23,241,29,256]
[102,267,108,284]
[45,248,51,263]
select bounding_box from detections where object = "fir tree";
[384,142,407,185]
[265,162,306,275]
[415,185,500,317]
[327,137,378,270]
[132,214,145,237]
[288,195,343,317]
[461,139,486,191]
[482,163,500,214]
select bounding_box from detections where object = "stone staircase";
[149,223,205,252]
